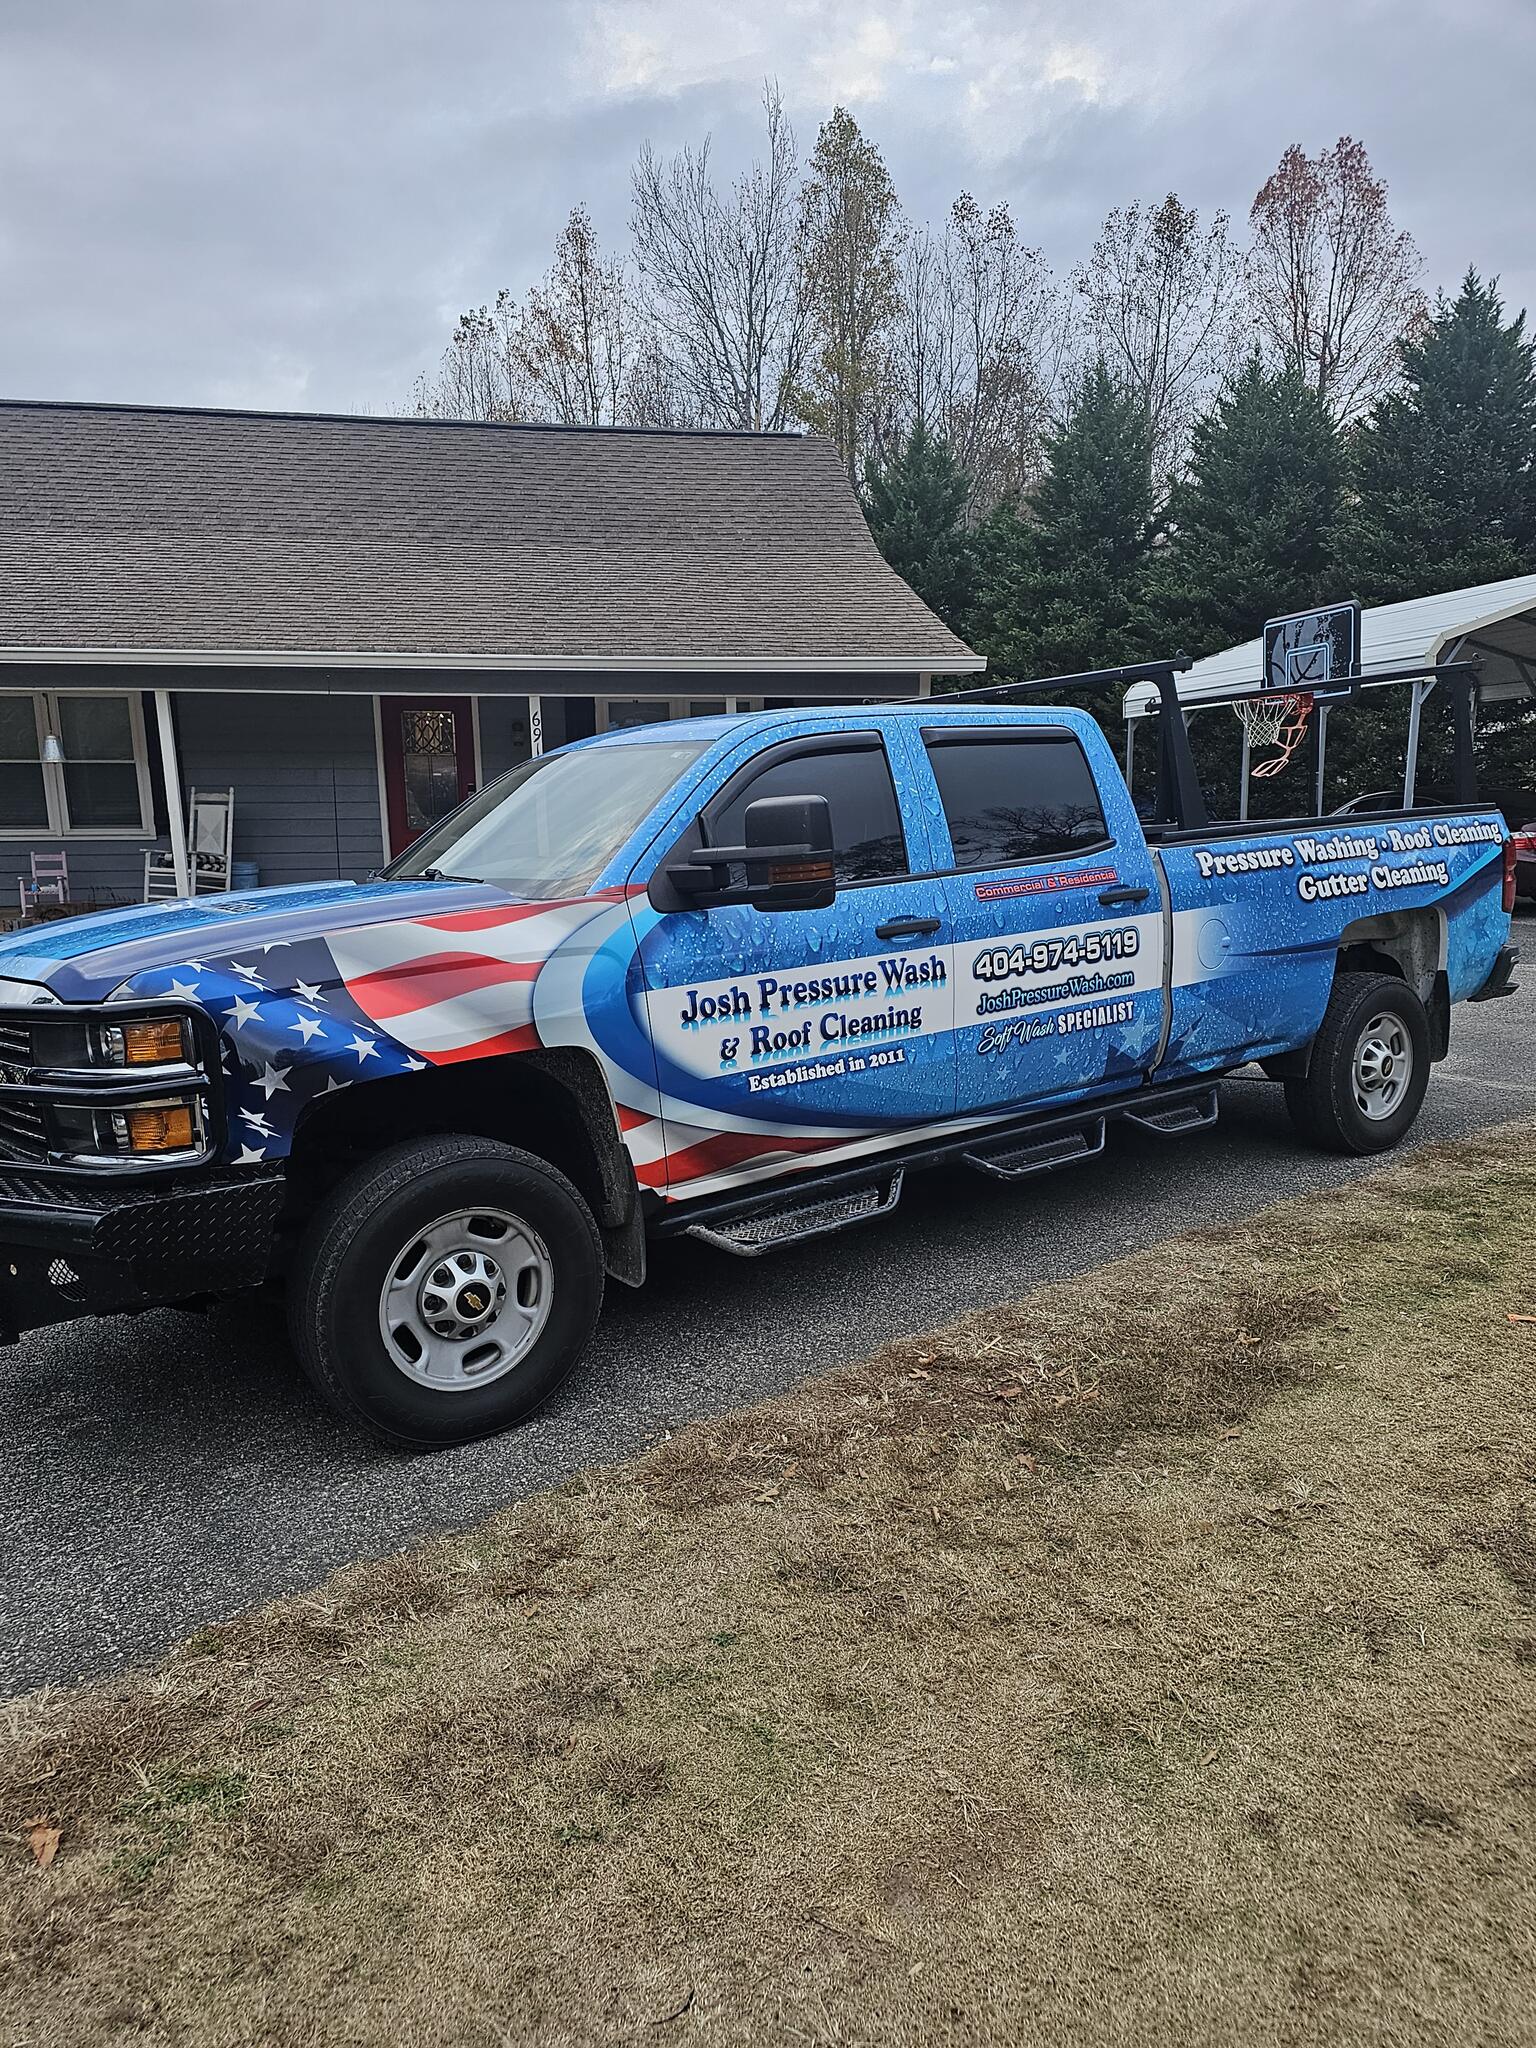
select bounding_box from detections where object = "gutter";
[0,646,986,675]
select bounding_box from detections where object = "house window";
[598,697,756,732]
[0,692,153,837]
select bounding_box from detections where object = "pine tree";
[1143,353,1347,658]
[1336,271,1536,605]
[862,425,975,632]
[973,359,1157,681]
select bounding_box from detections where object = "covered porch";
[2,666,933,914]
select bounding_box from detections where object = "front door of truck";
[922,720,1166,1118]
[636,730,955,1198]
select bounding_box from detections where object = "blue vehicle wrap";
[0,707,1512,1211]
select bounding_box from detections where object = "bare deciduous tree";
[797,106,903,476]
[629,82,808,431]
[1248,136,1426,420]
[1075,193,1244,478]
[509,205,634,425]
[885,195,1069,513]
[412,207,645,426]
[411,297,524,421]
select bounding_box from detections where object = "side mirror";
[663,792,836,912]
[745,794,835,911]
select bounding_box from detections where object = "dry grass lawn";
[4,1122,1536,2047]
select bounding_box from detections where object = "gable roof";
[0,401,982,674]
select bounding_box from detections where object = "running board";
[1124,1085,1220,1135]
[684,1170,905,1258]
[963,1118,1106,1181]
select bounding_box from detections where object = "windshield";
[386,739,709,899]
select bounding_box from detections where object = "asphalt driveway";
[4,963,1532,1696]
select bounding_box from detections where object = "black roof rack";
[908,651,1485,830]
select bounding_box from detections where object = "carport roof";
[1123,573,1536,717]
[0,399,982,676]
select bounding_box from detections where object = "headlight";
[30,1012,192,1072]
[52,1095,206,1161]
[99,1017,189,1067]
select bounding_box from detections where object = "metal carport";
[1123,572,1536,815]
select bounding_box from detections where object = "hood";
[0,878,526,1004]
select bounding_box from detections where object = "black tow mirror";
[664,793,836,912]
[744,794,835,910]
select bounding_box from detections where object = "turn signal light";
[119,1018,187,1066]
[124,1104,195,1153]
[768,857,836,884]
[1503,838,1518,913]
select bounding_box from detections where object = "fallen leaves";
[23,1818,60,1869]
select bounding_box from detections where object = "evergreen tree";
[1336,270,1536,605]
[1143,353,1347,659]
[972,359,1157,681]
[862,424,975,632]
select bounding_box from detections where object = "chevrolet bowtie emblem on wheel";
[461,1289,485,1314]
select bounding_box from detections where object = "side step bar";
[964,1118,1106,1181]
[685,1170,905,1258]
[1123,1085,1220,1135]
[655,1075,1226,1257]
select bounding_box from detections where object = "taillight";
[1503,837,1519,912]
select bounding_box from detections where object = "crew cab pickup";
[0,700,1518,1445]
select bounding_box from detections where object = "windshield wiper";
[417,867,484,884]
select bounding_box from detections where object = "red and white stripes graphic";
[328,890,891,1203]
[330,897,617,1065]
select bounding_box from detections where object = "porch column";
[528,694,544,757]
[153,690,191,897]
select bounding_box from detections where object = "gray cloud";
[0,0,1530,413]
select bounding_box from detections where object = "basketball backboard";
[1261,601,1362,702]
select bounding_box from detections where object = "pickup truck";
[0,697,1518,1446]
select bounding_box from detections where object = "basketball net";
[1235,691,1314,779]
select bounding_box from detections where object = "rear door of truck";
[913,712,1168,1117]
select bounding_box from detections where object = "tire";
[288,1135,604,1449]
[1283,971,1431,1156]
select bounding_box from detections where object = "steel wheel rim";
[378,1206,553,1392]
[1352,1011,1412,1121]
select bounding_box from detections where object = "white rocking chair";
[144,788,235,900]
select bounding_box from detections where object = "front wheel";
[289,1135,604,1448]
[1283,971,1431,1156]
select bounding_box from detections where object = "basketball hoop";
[1234,690,1314,777]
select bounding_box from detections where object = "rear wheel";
[1283,971,1430,1156]
[289,1135,603,1448]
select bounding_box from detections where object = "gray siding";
[177,692,384,887]
[1,837,147,912]
[475,695,534,782]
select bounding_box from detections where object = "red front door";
[380,697,477,858]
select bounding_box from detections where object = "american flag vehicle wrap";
[101,881,890,1204]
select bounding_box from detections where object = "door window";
[924,731,1109,870]
[706,740,908,885]
[399,708,463,835]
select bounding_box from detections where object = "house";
[0,400,981,905]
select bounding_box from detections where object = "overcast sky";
[1,0,1530,416]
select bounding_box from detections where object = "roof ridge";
[0,395,816,442]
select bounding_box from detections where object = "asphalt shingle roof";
[0,401,980,672]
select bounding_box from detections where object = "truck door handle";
[1097,885,1150,907]
[875,915,942,940]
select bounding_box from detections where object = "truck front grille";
[0,1019,33,1065]
[0,1096,48,1161]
